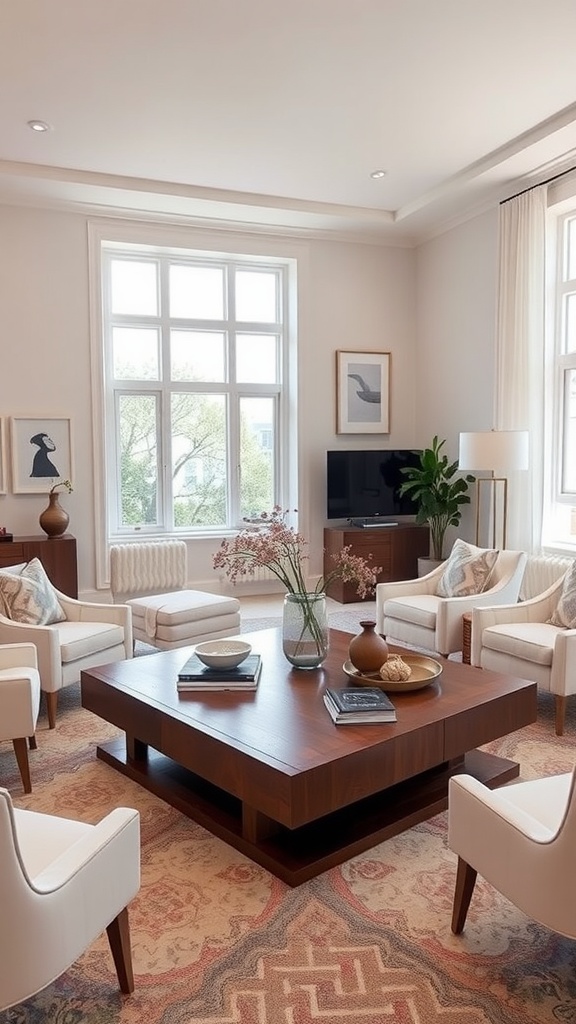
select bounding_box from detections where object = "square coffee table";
[81,627,537,886]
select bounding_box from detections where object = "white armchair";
[472,573,576,735]
[0,787,140,1011]
[0,590,133,729]
[376,548,527,657]
[448,769,576,939]
[0,643,40,793]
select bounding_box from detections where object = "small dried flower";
[214,507,381,598]
[50,479,73,494]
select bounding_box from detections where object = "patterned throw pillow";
[436,539,499,598]
[548,561,576,628]
[0,557,66,625]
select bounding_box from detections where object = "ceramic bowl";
[194,639,252,670]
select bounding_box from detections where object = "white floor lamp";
[458,431,529,549]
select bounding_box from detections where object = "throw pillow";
[436,539,499,598]
[548,560,576,628]
[0,557,66,625]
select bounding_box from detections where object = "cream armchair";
[0,643,40,793]
[0,591,132,728]
[448,769,576,939]
[0,787,140,1011]
[472,573,576,735]
[376,549,527,657]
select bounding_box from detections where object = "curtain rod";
[500,164,576,205]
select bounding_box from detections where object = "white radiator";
[109,541,187,599]
[520,554,573,601]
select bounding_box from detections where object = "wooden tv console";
[324,523,429,603]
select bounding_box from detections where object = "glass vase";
[282,592,328,670]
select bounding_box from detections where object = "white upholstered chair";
[448,768,576,939]
[472,572,576,735]
[0,786,140,1011]
[0,787,140,1011]
[376,548,527,657]
[0,643,40,793]
[0,584,132,729]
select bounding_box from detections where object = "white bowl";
[194,639,252,670]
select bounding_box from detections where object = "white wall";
[415,208,500,548]
[0,203,419,596]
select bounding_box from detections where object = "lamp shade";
[458,431,529,473]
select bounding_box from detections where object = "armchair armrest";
[0,643,38,671]
[0,614,61,690]
[29,808,140,894]
[550,628,576,696]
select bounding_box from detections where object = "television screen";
[326,449,421,521]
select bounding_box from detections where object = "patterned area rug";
[1,675,575,1022]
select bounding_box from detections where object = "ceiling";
[2,0,576,244]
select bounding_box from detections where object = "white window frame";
[88,220,301,591]
[543,206,576,552]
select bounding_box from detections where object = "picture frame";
[336,350,390,434]
[10,417,73,494]
[0,418,6,494]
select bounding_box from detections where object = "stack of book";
[323,686,396,724]
[177,653,262,692]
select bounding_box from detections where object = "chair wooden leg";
[106,907,135,994]
[12,737,32,794]
[451,856,478,935]
[45,691,58,729]
[555,695,567,736]
[29,734,38,750]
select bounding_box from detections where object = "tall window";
[101,248,288,535]
[546,209,576,549]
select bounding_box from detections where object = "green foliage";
[398,436,475,560]
[119,391,272,528]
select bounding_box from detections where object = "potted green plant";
[398,436,475,566]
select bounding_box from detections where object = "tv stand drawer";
[323,524,429,603]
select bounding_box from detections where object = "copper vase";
[348,620,389,673]
[39,492,69,538]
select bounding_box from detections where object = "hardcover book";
[177,653,262,690]
[323,687,396,724]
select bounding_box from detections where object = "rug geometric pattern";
[1,631,576,1023]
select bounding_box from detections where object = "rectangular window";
[102,249,286,535]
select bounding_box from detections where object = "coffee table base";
[97,740,519,886]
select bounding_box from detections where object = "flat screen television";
[326,449,422,523]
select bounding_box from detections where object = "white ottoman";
[0,643,41,794]
[127,590,241,651]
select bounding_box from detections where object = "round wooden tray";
[343,654,442,692]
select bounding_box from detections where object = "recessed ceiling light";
[27,120,51,132]
[370,169,387,179]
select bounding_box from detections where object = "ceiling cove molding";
[395,101,576,223]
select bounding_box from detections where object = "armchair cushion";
[481,621,559,666]
[548,559,576,628]
[436,539,498,598]
[0,558,65,626]
[58,621,126,663]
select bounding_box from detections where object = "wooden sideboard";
[324,524,430,603]
[0,534,78,598]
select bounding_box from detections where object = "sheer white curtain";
[495,185,547,552]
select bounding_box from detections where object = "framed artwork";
[336,350,390,434]
[0,418,6,494]
[11,417,73,494]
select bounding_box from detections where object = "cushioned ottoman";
[127,590,241,651]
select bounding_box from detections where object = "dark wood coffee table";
[81,628,537,886]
